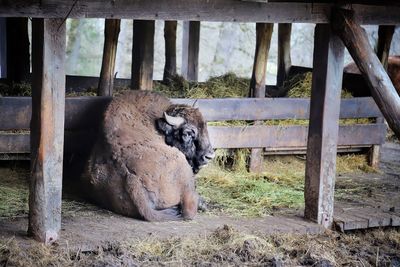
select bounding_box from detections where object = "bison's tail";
[125,173,183,222]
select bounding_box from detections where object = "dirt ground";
[1,143,400,266]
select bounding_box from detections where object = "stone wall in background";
[65,19,400,85]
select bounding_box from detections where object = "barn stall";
[0,1,399,253]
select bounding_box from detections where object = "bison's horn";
[164,112,185,127]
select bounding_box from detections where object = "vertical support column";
[163,20,177,84]
[304,24,344,228]
[98,19,120,96]
[0,18,6,78]
[131,20,155,90]
[181,21,200,81]
[376,25,395,69]
[276,23,292,87]
[249,23,273,173]
[29,18,66,244]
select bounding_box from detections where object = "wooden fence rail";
[0,96,386,154]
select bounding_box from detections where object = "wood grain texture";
[0,1,400,24]
[28,18,66,244]
[163,21,177,83]
[276,23,292,87]
[332,8,400,140]
[0,96,383,130]
[304,24,344,228]
[131,20,155,90]
[98,19,120,96]
[181,21,200,81]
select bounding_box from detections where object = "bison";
[83,90,215,221]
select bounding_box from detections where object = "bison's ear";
[156,118,173,135]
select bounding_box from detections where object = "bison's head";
[156,105,215,173]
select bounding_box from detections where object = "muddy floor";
[0,143,400,266]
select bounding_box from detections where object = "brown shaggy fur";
[84,91,208,221]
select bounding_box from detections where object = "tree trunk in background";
[249,23,273,173]
[6,17,30,83]
[376,25,395,70]
[277,23,292,88]
[98,19,120,96]
[163,21,177,84]
[131,20,155,90]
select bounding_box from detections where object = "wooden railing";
[0,96,386,155]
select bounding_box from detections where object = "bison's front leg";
[181,187,199,220]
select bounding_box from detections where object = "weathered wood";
[208,124,385,149]
[332,8,400,140]
[249,23,273,173]
[304,24,344,228]
[276,23,292,87]
[163,21,177,83]
[181,21,200,81]
[0,96,383,130]
[131,20,155,90]
[0,2,400,24]
[369,117,385,168]
[0,124,386,153]
[376,25,395,69]
[98,19,120,96]
[6,17,30,83]
[28,18,66,244]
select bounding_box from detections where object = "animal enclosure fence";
[0,94,386,157]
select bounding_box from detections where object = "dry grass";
[1,227,399,266]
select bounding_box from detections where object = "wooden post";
[6,17,30,83]
[276,23,292,88]
[29,18,66,244]
[304,24,344,228]
[332,8,400,140]
[98,19,120,96]
[249,23,273,173]
[163,20,177,84]
[131,20,155,90]
[181,21,200,81]
[376,25,395,70]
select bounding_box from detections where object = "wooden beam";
[0,123,385,153]
[304,24,344,228]
[249,23,273,173]
[376,25,395,70]
[163,21,177,83]
[131,20,155,90]
[276,23,292,87]
[0,2,400,24]
[28,18,66,244]
[98,19,120,96]
[0,96,383,131]
[332,8,400,140]
[181,21,200,81]
[0,18,6,78]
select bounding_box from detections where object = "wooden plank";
[333,213,369,231]
[369,117,385,168]
[0,96,383,131]
[163,21,177,83]
[304,24,344,228]
[0,18,7,78]
[0,124,385,153]
[208,124,385,149]
[98,19,120,96]
[276,23,292,87]
[249,23,273,173]
[131,20,155,90]
[28,18,66,244]
[181,21,200,81]
[0,2,400,24]
[332,8,400,140]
